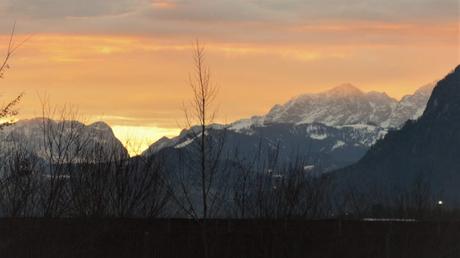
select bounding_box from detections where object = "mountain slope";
[149,123,387,171]
[334,66,460,202]
[384,83,435,128]
[0,118,129,163]
[264,83,399,127]
[241,83,434,129]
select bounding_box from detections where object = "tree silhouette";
[0,24,25,129]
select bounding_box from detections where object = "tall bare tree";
[191,41,215,219]
[179,41,224,219]
[158,40,229,258]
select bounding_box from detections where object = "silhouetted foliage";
[0,24,25,129]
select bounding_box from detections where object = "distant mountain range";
[0,82,435,170]
[334,65,460,204]
[143,83,435,170]
[0,118,128,163]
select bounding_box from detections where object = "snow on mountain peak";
[262,83,433,128]
[227,83,435,135]
[263,84,394,127]
[382,82,435,128]
[0,118,129,162]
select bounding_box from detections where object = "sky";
[0,0,458,155]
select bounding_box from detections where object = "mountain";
[238,83,434,129]
[334,66,460,203]
[0,118,129,163]
[144,83,434,171]
[146,122,387,171]
[263,83,398,127]
[385,83,435,128]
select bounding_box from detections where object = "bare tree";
[0,24,25,129]
[188,40,216,219]
[173,40,227,220]
[156,40,230,258]
[391,173,434,219]
[38,104,88,217]
[68,143,170,218]
[110,155,170,217]
[0,141,41,217]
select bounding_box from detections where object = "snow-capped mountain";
[263,84,397,127]
[384,83,435,128]
[228,83,434,141]
[143,83,434,171]
[227,83,434,142]
[234,83,435,130]
[0,118,129,163]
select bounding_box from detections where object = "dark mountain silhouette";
[334,65,460,205]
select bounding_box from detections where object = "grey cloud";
[145,0,280,22]
[1,0,457,22]
[0,0,456,47]
[251,0,459,22]
[145,0,458,23]
[1,0,147,18]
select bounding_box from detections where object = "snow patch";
[229,116,265,135]
[332,140,345,150]
[303,165,315,171]
[175,138,194,149]
[310,133,327,140]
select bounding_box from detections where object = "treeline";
[0,114,454,220]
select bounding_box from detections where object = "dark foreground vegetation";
[1,218,459,258]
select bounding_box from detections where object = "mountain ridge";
[259,83,434,128]
[143,82,435,170]
[333,65,460,203]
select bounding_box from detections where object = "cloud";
[143,0,272,23]
[0,0,146,18]
[144,0,459,24]
[0,0,456,48]
[252,0,459,23]
[0,0,457,23]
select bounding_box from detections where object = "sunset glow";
[0,0,458,154]
[111,125,180,156]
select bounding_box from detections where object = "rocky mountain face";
[144,82,434,171]
[0,118,129,163]
[238,83,434,129]
[334,66,460,203]
[385,83,435,128]
[264,83,397,127]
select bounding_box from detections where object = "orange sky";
[0,0,458,155]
